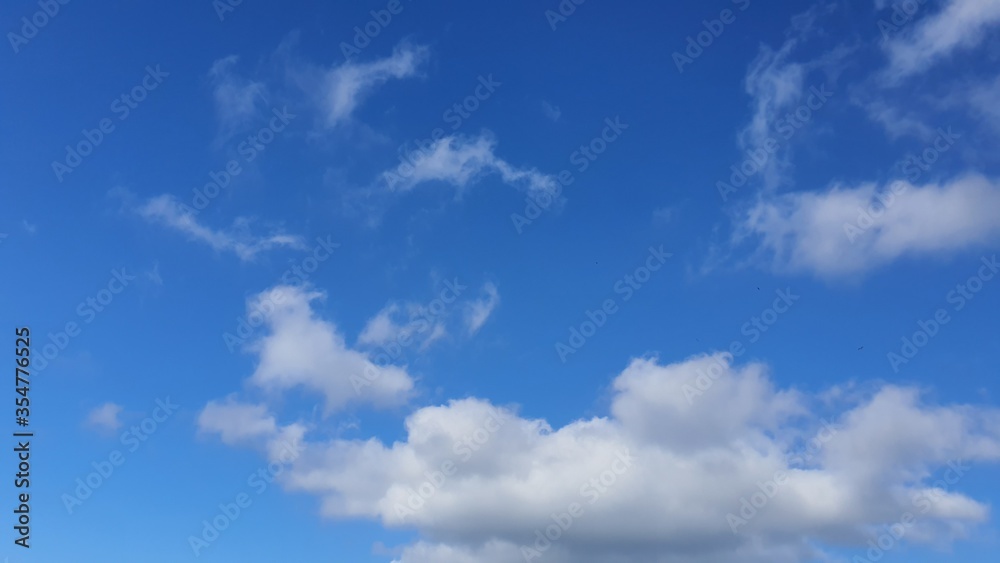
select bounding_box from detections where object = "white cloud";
[653,207,674,224]
[137,195,304,261]
[742,41,807,155]
[737,10,851,191]
[383,133,559,195]
[966,74,1000,132]
[358,280,495,349]
[198,396,307,463]
[86,402,123,433]
[542,100,562,121]
[243,286,415,413]
[357,302,448,351]
[858,98,936,141]
[298,43,428,127]
[198,398,280,446]
[880,0,1000,83]
[209,55,268,133]
[463,282,499,335]
[738,174,1000,277]
[201,353,1000,562]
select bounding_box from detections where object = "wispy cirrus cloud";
[289,42,429,128]
[358,301,449,351]
[137,195,304,262]
[209,55,268,135]
[383,133,558,195]
[464,282,499,336]
[880,0,1000,83]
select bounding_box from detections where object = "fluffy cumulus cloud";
[137,195,305,262]
[242,286,415,412]
[200,352,1000,563]
[198,398,284,446]
[722,3,1000,276]
[205,280,501,431]
[739,174,1000,277]
[880,0,1000,83]
[383,133,559,195]
[198,396,307,462]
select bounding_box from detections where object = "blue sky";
[2,0,1000,561]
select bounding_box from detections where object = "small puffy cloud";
[86,402,123,433]
[463,282,499,335]
[137,195,304,261]
[245,286,415,412]
[738,174,1000,277]
[383,133,558,195]
[198,397,279,446]
[880,0,1000,83]
[197,396,307,463]
[653,207,674,224]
